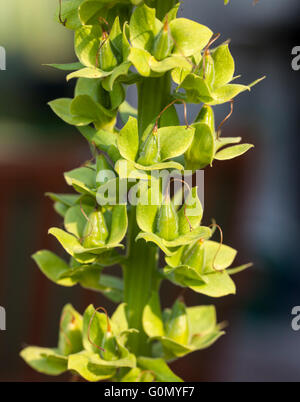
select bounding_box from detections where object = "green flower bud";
[58,306,83,356]
[185,105,215,170]
[137,131,160,166]
[165,299,189,345]
[177,187,203,235]
[152,20,174,61]
[100,330,120,361]
[182,240,206,273]
[83,210,109,248]
[194,104,215,132]
[99,32,118,72]
[156,196,179,241]
[199,51,215,86]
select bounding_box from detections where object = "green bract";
[127,4,212,77]
[173,43,264,105]
[164,240,252,297]
[21,0,262,382]
[21,304,83,376]
[49,77,120,131]
[69,17,135,91]
[46,163,129,264]
[136,186,211,256]
[143,295,224,359]
[33,249,124,302]
[49,204,127,262]
[185,104,254,170]
[21,304,137,381]
[115,116,195,174]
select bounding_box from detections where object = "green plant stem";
[137,74,171,138]
[123,72,171,356]
[123,207,159,356]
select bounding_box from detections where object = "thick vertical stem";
[137,74,171,138]
[123,73,171,356]
[123,208,159,356]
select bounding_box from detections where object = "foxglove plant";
[21,0,262,382]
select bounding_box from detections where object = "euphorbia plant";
[21,0,263,382]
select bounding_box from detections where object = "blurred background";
[0,0,300,382]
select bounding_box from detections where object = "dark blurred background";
[0,0,300,382]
